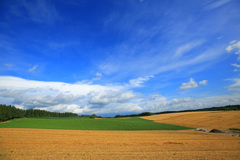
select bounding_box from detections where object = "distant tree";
[114,115,121,118]
[91,114,97,119]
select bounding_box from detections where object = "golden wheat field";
[142,111,240,130]
[0,111,240,160]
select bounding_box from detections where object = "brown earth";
[141,111,240,130]
[0,128,239,160]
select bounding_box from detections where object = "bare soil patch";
[0,128,239,160]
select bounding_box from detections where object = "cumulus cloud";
[179,78,198,90]
[0,76,134,113]
[169,97,195,105]
[88,90,139,105]
[1,76,239,116]
[199,80,208,85]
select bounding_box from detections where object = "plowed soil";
[141,111,240,130]
[0,128,239,160]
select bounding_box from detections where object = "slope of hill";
[141,111,240,130]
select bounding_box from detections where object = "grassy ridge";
[0,117,193,130]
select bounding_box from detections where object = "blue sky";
[0,0,240,116]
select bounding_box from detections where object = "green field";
[0,117,193,130]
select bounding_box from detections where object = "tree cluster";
[24,109,78,118]
[0,104,23,122]
[114,112,153,118]
[0,104,78,122]
[79,114,101,119]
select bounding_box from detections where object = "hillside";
[141,111,240,130]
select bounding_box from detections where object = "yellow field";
[0,128,239,160]
[142,111,240,130]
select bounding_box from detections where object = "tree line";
[155,105,240,115]
[0,104,78,122]
[114,112,154,118]
[114,105,240,118]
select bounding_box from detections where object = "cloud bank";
[0,76,239,116]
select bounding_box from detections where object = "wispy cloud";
[4,64,15,67]
[173,40,204,59]
[92,73,103,81]
[28,65,38,73]
[127,75,154,88]
[7,0,60,24]
[226,40,240,71]
[226,78,240,91]
[99,0,230,80]
[205,0,231,10]
[232,64,240,68]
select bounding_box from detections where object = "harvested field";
[141,111,240,130]
[0,128,239,160]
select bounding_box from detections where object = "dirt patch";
[0,128,239,160]
[164,142,184,145]
[0,120,10,123]
[118,117,132,119]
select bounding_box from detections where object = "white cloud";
[226,78,240,91]
[173,41,204,59]
[88,90,139,105]
[96,73,102,77]
[92,72,103,80]
[1,76,239,116]
[127,75,154,88]
[205,0,231,10]
[4,64,15,67]
[169,97,194,105]
[179,78,198,90]
[199,80,208,85]
[232,64,240,72]
[231,64,240,68]
[20,0,60,24]
[28,65,38,72]
[0,76,139,114]
[226,40,240,60]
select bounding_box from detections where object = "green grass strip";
[0,117,193,130]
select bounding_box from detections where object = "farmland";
[0,111,240,160]
[0,117,192,130]
[0,128,239,160]
[141,111,240,129]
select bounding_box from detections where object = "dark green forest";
[0,104,78,122]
